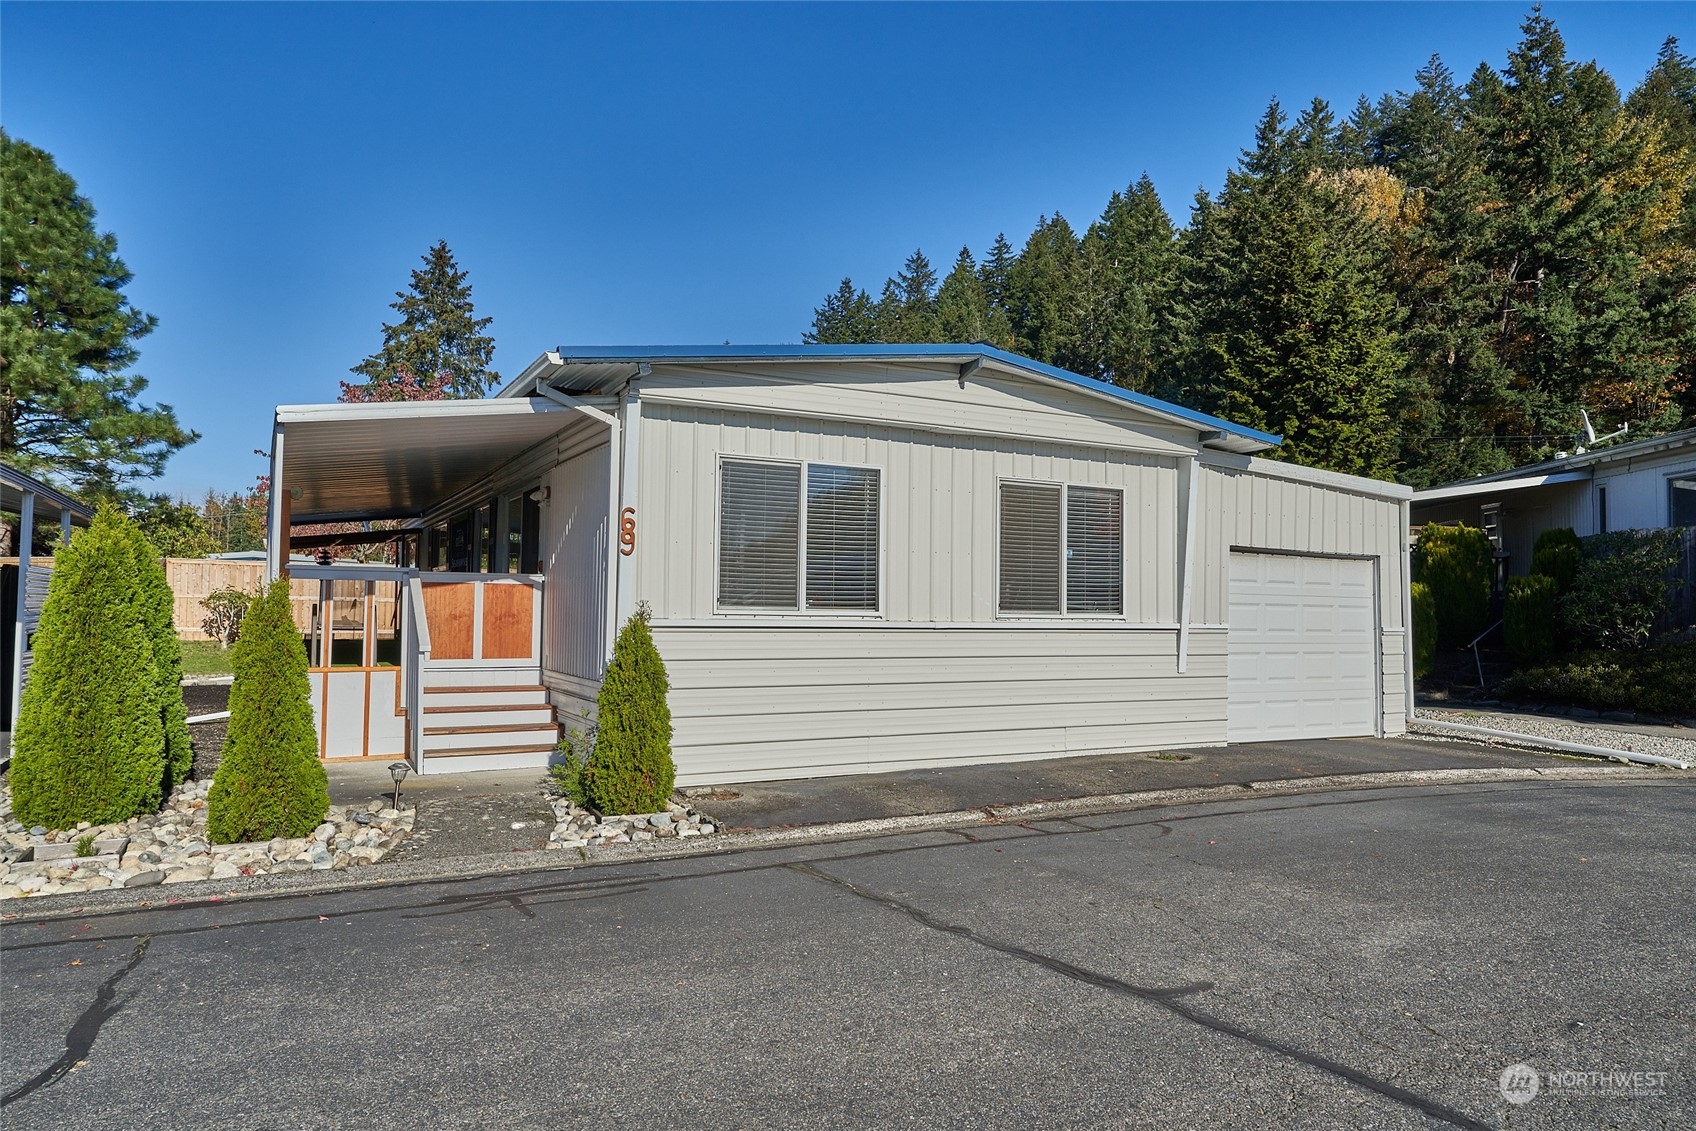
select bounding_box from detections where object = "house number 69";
[619,507,636,555]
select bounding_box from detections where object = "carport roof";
[1,463,94,526]
[274,398,582,523]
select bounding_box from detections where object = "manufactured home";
[267,345,1414,784]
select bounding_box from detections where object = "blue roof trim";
[547,343,1283,447]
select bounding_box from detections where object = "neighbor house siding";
[1594,447,1696,533]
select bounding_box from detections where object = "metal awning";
[1412,469,1591,505]
[1,464,94,527]
[274,398,580,523]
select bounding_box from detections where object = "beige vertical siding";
[541,440,609,709]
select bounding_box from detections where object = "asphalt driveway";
[3,776,1690,1129]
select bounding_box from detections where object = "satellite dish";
[1577,409,1629,451]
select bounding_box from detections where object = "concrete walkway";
[326,761,557,862]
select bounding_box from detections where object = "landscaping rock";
[545,795,719,852]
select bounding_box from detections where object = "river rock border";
[546,796,717,849]
[0,778,415,899]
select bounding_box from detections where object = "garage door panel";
[1228,553,1378,743]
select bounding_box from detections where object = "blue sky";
[4,2,1689,499]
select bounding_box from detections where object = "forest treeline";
[804,13,1696,486]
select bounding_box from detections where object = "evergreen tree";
[0,132,196,496]
[207,579,330,843]
[935,248,993,344]
[1080,174,1179,390]
[979,233,1016,317]
[347,240,500,400]
[871,249,941,342]
[582,606,675,815]
[124,520,193,793]
[131,496,220,558]
[805,277,876,344]
[10,506,166,828]
[1005,215,1084,368]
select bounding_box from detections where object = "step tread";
[424,722,561,736]
[424,685,547,695]
[423,703,554,714]
[422,743,558,758]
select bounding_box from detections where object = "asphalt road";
[2,778,1691,1130]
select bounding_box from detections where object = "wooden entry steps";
[419,682,558,769]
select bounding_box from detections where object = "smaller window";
[998,481,1124,616]
[1597,485,1609,534]
[1671,475,1696,528]
[718,459,880,611]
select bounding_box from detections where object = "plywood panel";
[421,582,475,660]
[482,582,534,660]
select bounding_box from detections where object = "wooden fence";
[165,559,320,639]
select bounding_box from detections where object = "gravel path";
[1415,707,1696,763]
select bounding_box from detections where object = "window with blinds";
[998,481,1124,616]
[806,465,880,609]
[999,482,1063,613]
[1066,486,1123,614]
[719,459,880,611]
[718,461,801,608]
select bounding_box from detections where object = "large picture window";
[719,459,880,611]
[998,481,1123,616]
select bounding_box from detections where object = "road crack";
[786,862,1494,1131]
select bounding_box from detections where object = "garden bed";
[546,794,718,849]
[0,777,414,900]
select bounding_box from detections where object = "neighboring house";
[267,344,1414,783]
[1410,427,1696,578]
[3,463,95,748]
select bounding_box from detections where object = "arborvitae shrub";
[1413,523,1493,647]
[10,506,166,827]
[207,578,329,843]
[125,523,192,793]
[1410,582,1438,679]
[583,606,674,815]
[1504,574,1557,668]
[1530,527,1582,595]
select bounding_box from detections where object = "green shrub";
[1559,530,1683,651]
[1413,523,1493,647]
[1530,527,1581,595]
[550,713,595,808]
[124,522,192,794]
[1502,641,1696,716]
[207,578,329,843]
[1410,581,1437,679]
[10,506,166,828]
[581,606,674,815]
[200,586,252,648]
[1503,574,1557,668]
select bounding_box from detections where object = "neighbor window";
[718,459,880,611]
[1671,475,1696,527]
[998,481,1124,616]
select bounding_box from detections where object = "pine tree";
[582,607,674,815]
[347,240,500,400]
[0,132,196,496]
[1005,215,1084,368]
[1080,174,1179,390]
[936,247,1011,345]
[872,250,941,342]
[207,579,330,843]
[805,278,876,343]
[10,505,166,828]
[979,233,1016,316]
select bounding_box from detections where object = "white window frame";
[1666,468,1696,528]
[994,477,1128,621]
[714,454,885,617]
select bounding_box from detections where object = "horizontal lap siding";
[654,625,1228,785]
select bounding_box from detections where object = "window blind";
[718,461,800,607]
[999,482,1062,613]
[1066,486,1123,614]
[806,465,880,610]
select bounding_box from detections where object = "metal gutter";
[1414,718,1691,770]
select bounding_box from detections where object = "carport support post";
[615,379,641,632]
[1401,498,1415,726]
[9,491,33,732]
[265,422,289,582]
[1176,456,1199,674]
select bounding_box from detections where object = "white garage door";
[1227,552,1378,743]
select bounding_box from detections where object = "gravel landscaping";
[0,777,415,900]
[1415,707,1696,764]
[546,795,718,849]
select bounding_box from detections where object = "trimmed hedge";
[124,522,192,794]
[1503,574,1557,668]
[1502,642,1696,717]
[581,606,675,815]
[1410,581,1437,679]
[206,578,329,843]
[1530,527,1581,595]
[1560,530,1683,650]
[1413,523,1493,647]
[10,505,166,827]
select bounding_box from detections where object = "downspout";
[533,382,622,666]
[1176,455,1200,673]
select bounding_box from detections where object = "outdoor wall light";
[388,761,411,810]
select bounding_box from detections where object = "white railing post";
[407,572,432,774]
